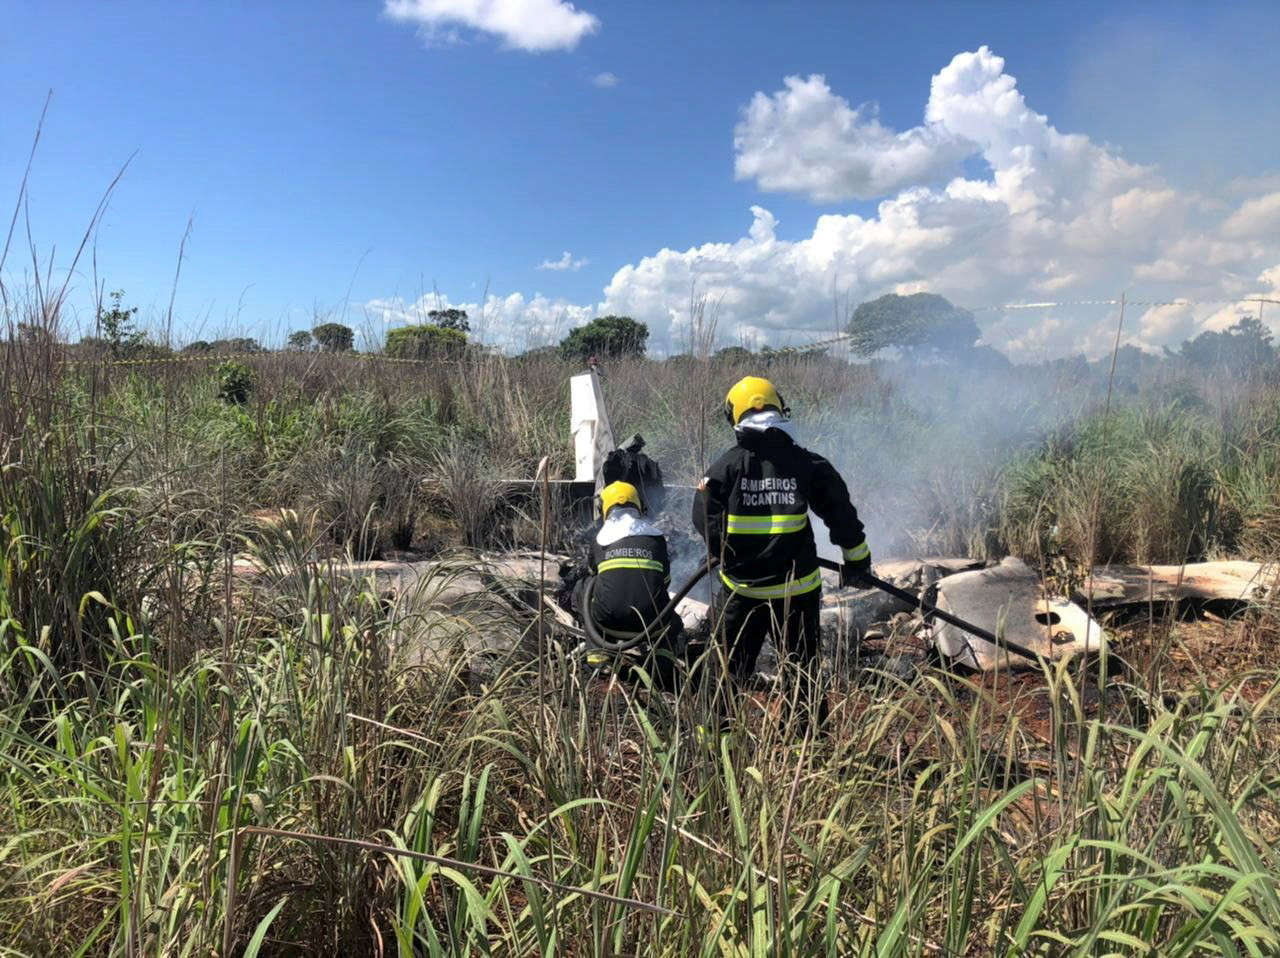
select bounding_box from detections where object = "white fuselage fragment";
[570,368,616,489]
[933,557,1107,670]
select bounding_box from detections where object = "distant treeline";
[10,290,1277,379]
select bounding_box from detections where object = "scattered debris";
[570,367,614,483]
[226,372,1276,697]
[935,557,1106,670]
[871,557,986,588]
[852,652,919,684]
[1077,561,1274,611]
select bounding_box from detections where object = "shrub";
[209,336,262,354]
[216,359,255,405]
[304,439,384,559]
[425,432,516,548]
[95,288,150,357]
[997,404,1222,564]
[385,323,468,360]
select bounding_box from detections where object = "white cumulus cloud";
[1220,192,1280,239]
[602,47,1280,359]
[366,47,1280,360]
[734,74,971,201]
[384,0,598,52]
[538,250,589,271]
[590,71,619,88]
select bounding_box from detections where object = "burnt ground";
[240,507,1278,746]
[816,602,1280,800]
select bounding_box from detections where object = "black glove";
[840,544,872,587]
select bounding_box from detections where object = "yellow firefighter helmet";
[723,375,789,427]
[597,480,643,519]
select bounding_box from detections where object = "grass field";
[2,323,1280,955]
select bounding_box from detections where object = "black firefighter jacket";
[588,532,672,636]
[692,428,867,600]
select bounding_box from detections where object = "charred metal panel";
[935,557,1106,670]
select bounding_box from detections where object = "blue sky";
[3,1,1278,356]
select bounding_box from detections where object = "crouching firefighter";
[693,376,871,730]
[571,480,684,688]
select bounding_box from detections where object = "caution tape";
[975,296,1279,311]
[789,295,1278,353]
[57,353,220,368]
[973,300,1122,310]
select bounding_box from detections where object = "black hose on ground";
[580,558,720,653]
[813,558,1040,663]
[579,555,1038,663]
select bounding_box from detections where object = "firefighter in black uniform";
[692,375,871,729]
[574,480,682,686]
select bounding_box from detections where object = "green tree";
[209,337,262,354]
[311,322,354,352]
[559,315,648,361]
[97,289,148,357]
[428,308,470,333]
[1177,316,1275,376]
[287,329,315,350]
[182,340,214,354]
[846,292,980,358]
[385,323,468,360]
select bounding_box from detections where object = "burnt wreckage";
[233,366,1272,685]
[558,367,1115,680]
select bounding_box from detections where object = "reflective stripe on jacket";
[725,513,808,535]
[719,567,821,600]
[597,556,667,575]
[588,533,672,634]
[692,428,866,598]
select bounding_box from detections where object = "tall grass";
[4,568,1278,954]
[2,317,1280,953]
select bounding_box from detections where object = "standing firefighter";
[692,376,871,729]
[573,480,683,686]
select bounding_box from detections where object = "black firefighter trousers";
[714,589,828,730]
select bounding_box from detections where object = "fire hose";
[580,556,1039,663]
[579,558,716,654]
[822,559,1039,664]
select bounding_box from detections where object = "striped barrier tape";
[785,295,1278,353]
